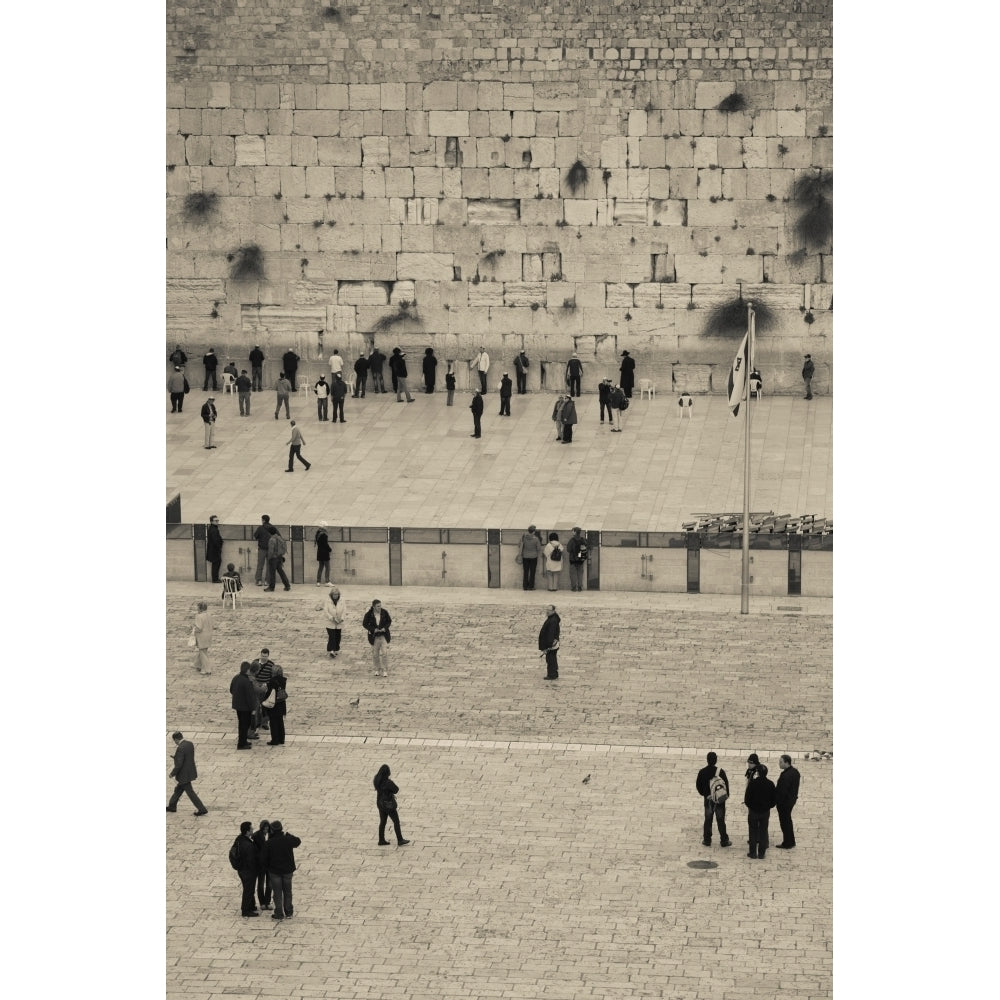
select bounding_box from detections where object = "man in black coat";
[252,821,272,910]
[262,821,301,920]
[743,759,777,859]
[202,348,219,391]
[538,605,561,680]
[695,751,731,847]
[802,353,815,400]
[249,345,265,391]
[230,661,257,749]
[598,378,613,423]
[169,345,187,367]
[470,389,484,437]
[166,731,207,815]
[282,348,300,391]
[353,353,369,397]
[514,350,529,394]
[234,821,260,917]
[206,515,223,583]
[368,347,386,392]
[498,373,512,415]
[775,754,801,849]
[619,350,636,398]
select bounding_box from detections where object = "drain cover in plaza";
[687,860,718,869]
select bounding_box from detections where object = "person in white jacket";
[472,346,489,393]
[318,587,345,658]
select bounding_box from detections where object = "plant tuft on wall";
[717,91,748,113]
[372,302,419,334]
[183,191,218,221]
[228,244,265,281]
[793,170,833,247]
[323,6,341,20]
[703,295,777,338]
[566,159,589,195]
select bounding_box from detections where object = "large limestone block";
[380,82,405,111]
[423,80,458,110]
[338,281,389,306]
[208,135,235,166]
[264,135,291,166]
[695,81,735,110]
[672,364,713,393]
[256,84,280,109]
[303,166,336,198]
[293,84,316,110]
[634,284,662,308]
[503,282,547,307]
[636,136,666,168]
[429,111,470,136]
[774,81,808,110]
[166,134,186,166]
[606,283,635,308]
[690,284,742,309]
[564,200,597,226]
[290,136,317,166]
[622,254,652,283]
[511,111,536,137]
[468,281,504,307]
[400,225,435,252]
[235,136,266,166]
[438,199,466,226]
[776,110,807,136]
[628,110,647,136]
[504,83,534,110]
[767,137,812,168]
[534,81,579,111]
[696,169,722,200]
[702,111,728,137]
[688,200,784,228]
[362,166,385,199]
[692,137,718,168]
[520,199,563,227]
[361,135,389,166]
[721,169,748,200]
[413,167,444,198]
[669,168,697,200]
[396,253,455,281]
[601,137,628,169]
[383,168,413,199]
[478,81,504,110]
[185,136,212,166]
[245,110,268,135]
[348,84,380,110]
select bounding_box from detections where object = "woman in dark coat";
[373,764,410,846]
[265,667,287,746]
[314,521,331,585]
[422,347,438,393]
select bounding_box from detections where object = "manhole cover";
[687,860,718,869]
[777,606,803,611]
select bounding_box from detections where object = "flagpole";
[740,303,755,614]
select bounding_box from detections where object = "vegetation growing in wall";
[183,191,218,221]
[481,249,505,268]
[227,244,265,281]
[704,296,777,338]
[322,7,341,21]
[793,170,833,247]
[717,92,748,113]
[566,160,589,195]
[372,301,419,334]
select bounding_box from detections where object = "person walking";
[565,353,583,397]
[609,384,627,432]
[202,348,219,392]
[319,586,345,658]
[252,821,272,911]
[368,346,386,393]
[472,346,489,393]
[166,731,208,815]
[744,757,777,859]
[206,515,223,583]
[314,521,331,585]
[363,599,392,677]
[391,349,415,402]
[802,354,815,399]
[373,764,410,846]
[538,605,561,680]
[230,661,257,749]
[422,347,438,393]
[168,366,186,413]
[192,600,213,674]
[314,374,330,421]
[236,369,252,415]
[566,526,588,591]
[353,352,368,397]
[261,821,301,919]
[695,751,732,848]
[330,373,348,422]
[253,515,272,587]
[264,525,291,591]
[560,395,578,444]
[552,394,567,440]
[201,395,218,449]
[233,821,260,917]
[285,421,311,472]
[282,348,300,391]
[775,754,801,849]
[274,373,292,419]
[516,524,541,591]
[498,373,512,416]
[470,389,484,437]
[619,350,636,398]
[542,532,564,591]
[263,666,287,746]
[514,350,529,394]
[249,345,265,392]
[598,378,613,424]
[445,364,456,405]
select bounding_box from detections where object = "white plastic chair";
[221,576,243,610]
[299,375,312,392]
[638,378,656,400]
[222,372,237,394]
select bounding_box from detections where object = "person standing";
[565,354,583,397]
[233,821,260,917]
[169,345,187,367]
[168,366,186,413]
[552,395,567,440]
[249,345,265,392]
[619,350,636,398]
[314,521,331,585]
[236,369,252,415]
[695,751,732,848]
[391,349,415,402]
[470,388,483,437]
[353,352,368,397]
[373,764,411,846]
[261,821,301,920]
[498,373,512,416]
[282,348,300,392]
[802,354,815,400]
[566,526,588,591]
[206,515,223,583]
[202,348,219,391]
[192,600,213,674]
[744,758,777,859]
[514,350,529,394]
[538,605,561,680]
[249,648,276,739]
[362,599,392,677]
[609,384,626,432]
[252,821,272,911]
[285,421,311,472]
[314,374,330,421]
[328,348,344,382]
[560,395,578,444]
[274,372,292,420]
[516,524,541,591]
[542,532,564,591]
[775,754,801,849]
[264,525,291,591]
[201,395,217,449]
[264,666,287,746]
[166,731,208,815]
[230,661,257,749]
[368,346,386,393]
[445,364,456,405]
[472,346,489,393]
[319,586,345,658]
[330,373,348,422]
[422,347,438,393]
[598,378,613,424]
[253,515,271,587]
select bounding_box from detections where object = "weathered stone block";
[267,110,292,136]
[362,166,385,199]
[361,136,390,166]
[504,83,534,110]
[533,81,578,111]
[423,80,458,110]
[702,111,728,137]
[396,253,454,281]
[513,170,539,199]
[776,110,806,136]
[478,81,504,110]
[317,138,361,166]
[636,136,666,168]
[291,111,338,136]
[606,283,634,308]
[206,135,232,166]
[564,200,597,226]
[255,84,279,110]
[234,137,266,168]
[185,136,212,166]
[503,282,547,307]
[429,111,470,136]
[664,137,694,169]
[382,110,407,137]
[413,167,443,198]
[384,168,413,198]
[245,110,268,136]
[290,136,317,166]
[347,84,379,110]
[696,169,722,200]
[628,110,647,137]
[461,168,490,199]
[767,137,812,168]
[695,81,734,110]
[468,281,504,307]
[304,166,337,198]
[774,81,807,110]
[380,82,406,111]
[264,135,290,166]
[489,168,515,199]
[338,280,388,306]
[338,111,363,138]
[207,82,230,108]
[510,111,535,137]
[478,137,506,167]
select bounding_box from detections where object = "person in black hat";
[498,372,512,415]
[619,350,636,398]
[201,395,217,448]
[202,348,219,391]
[802,354,815,400]
[470,388,483,437]
[743,758,777,859]
[249,345,265,391]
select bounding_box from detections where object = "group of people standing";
[229,650,288,748]
[515,525,590,592]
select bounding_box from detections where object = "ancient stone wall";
[167,1,833,393]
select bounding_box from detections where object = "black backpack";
[549,544,562,563]
[228,837,241,871]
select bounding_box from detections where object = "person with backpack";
[609,384,628,432]
[744,757,778,859]
[696,751,732,848]
[542,532,564,591]
[230,821,261,917]
[566,527,589,591]
[264,525,291,591]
